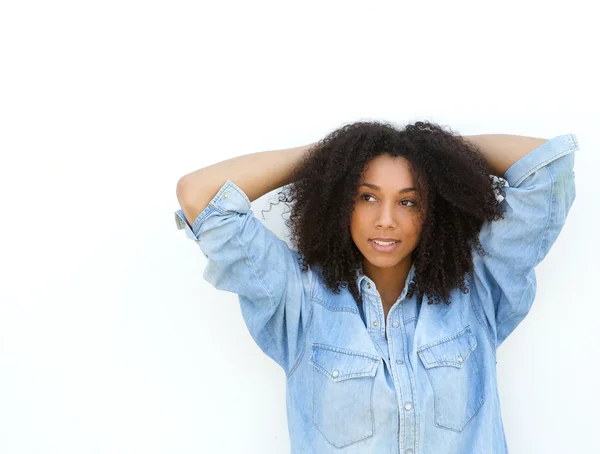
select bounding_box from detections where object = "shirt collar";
[355,261,417,300]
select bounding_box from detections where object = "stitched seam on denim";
[189,205,215,235]
[234,215,284,371]
[424,363,486,432]
[312,297,358,313]
[207,180,252,216]
[471,297,497,356]
[287,269,315,380]
[512,147,573,187]
[227,180,252,208]
[417,329,476,367]
[310,361,377,380]
[188,182,236,235]
[398,300,420,449]
[286,299,313,380]
[416,325,470,352]
[205,181,235,215]
[497,165,552,329]
[311,343,381,361]
[404,316,417,325]
[467,275,497,355]
[419,357,465,368]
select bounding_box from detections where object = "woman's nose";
[376,205,397,228]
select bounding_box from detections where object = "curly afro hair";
[265,120,506,307]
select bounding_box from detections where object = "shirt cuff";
[503,133,578,188]
[174,179,252,240]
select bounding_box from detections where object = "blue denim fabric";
[174,133,578,454]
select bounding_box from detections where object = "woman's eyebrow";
[359,183,417,194]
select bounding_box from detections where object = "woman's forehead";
[360,155,417,187]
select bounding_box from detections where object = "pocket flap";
[310,344,380,382]
[417,326,477,369]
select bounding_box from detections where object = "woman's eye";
[361,194,376,202]
[360,193,415,207]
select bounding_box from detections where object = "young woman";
[175,120,578,454]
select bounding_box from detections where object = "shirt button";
[404,403,412,411]
[372,321,378,327]
[457,355,463,363]
[367,283,371,289]
[223,193,229,198]
[332,370,339,378]
[406,450,413,454]
[396,359,403,365]
[392,321,399,328]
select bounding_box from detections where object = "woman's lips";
[369,239,400,252]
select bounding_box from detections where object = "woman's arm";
[176,142,316,225]
[461,134,548,178]
[465,134,577,348]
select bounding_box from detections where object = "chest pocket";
[309,344,380,448]
[417,326,485,432]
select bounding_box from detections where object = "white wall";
[1,1,598,453]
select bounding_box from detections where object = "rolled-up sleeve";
[175,180,314,376]
[470,134,578,349]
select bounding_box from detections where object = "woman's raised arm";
[462,134,548,177]
[176,142,316,222]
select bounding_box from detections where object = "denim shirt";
[174,134,578,454]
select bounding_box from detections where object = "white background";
[1,0,598,453]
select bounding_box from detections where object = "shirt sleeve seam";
[505,134,578,187]
[287,266,317,380]
[510,148,572,187]
[234,215,277,314]
[496,164,554,330]
[235,217,282,360]
[235,212,306,375]
[469,293,498,356]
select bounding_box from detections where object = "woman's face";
[350,154,426,271]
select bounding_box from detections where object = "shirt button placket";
[391,314,415,453]
[365,282,383,334]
